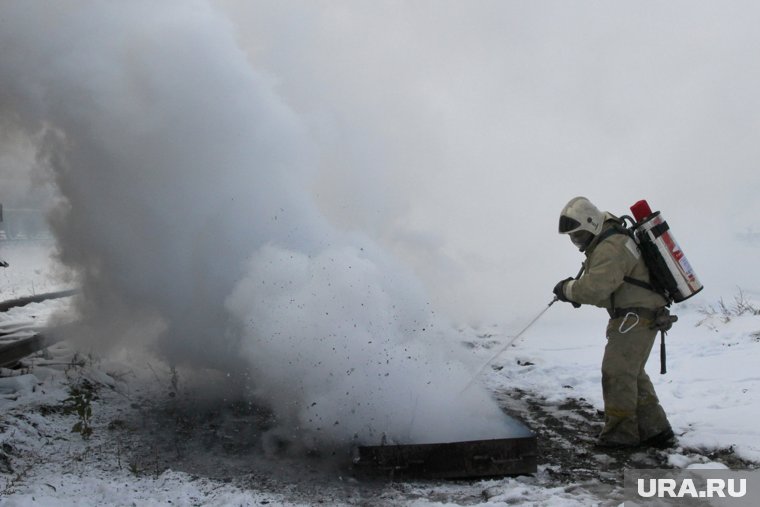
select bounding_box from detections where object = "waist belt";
[609,306,672,376]
[609,307,659,320]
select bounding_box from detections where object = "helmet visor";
[558,215,581,233]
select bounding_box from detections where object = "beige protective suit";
[565,215,672,446]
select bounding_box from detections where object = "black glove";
[0,261,8,268]
[553,277,572,301]
[553,277,581,308]
[651,307,678,332]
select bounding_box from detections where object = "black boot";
[641,428,675,449]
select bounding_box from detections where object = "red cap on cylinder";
[630,200,653,222]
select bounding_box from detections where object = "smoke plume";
[0,1,522,447]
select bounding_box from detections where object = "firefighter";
[554,196,675,449]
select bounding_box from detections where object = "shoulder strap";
[595,227,621,244]
[594,221,660,295]
[623,275,656,292]
[593,220,633,246]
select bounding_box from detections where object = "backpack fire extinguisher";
[629,199,703,303]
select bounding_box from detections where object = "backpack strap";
[594,223,629,245]
[594,221,662,297]
[623,276,656,292]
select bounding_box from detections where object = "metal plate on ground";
[353,434,537,479]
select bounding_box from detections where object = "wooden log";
[0,289,78,313]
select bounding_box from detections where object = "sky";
[1,0,759,447]
[216,0,760,325]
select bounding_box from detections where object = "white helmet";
[559,197,603,251]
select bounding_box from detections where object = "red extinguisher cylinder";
[629,199,703,302]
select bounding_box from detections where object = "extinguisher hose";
[459,265,586,394]
[660,331,667,375]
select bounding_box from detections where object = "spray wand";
[459,297,558,394]
[459,264,585,394]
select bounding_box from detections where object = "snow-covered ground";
[0,241,63,301]
[1,242,759,506]
[487,294,760,464]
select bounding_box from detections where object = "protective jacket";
[565,214,668,312]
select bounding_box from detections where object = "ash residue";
[113,386,381,504]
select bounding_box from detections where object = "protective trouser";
[598,314,671,446]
